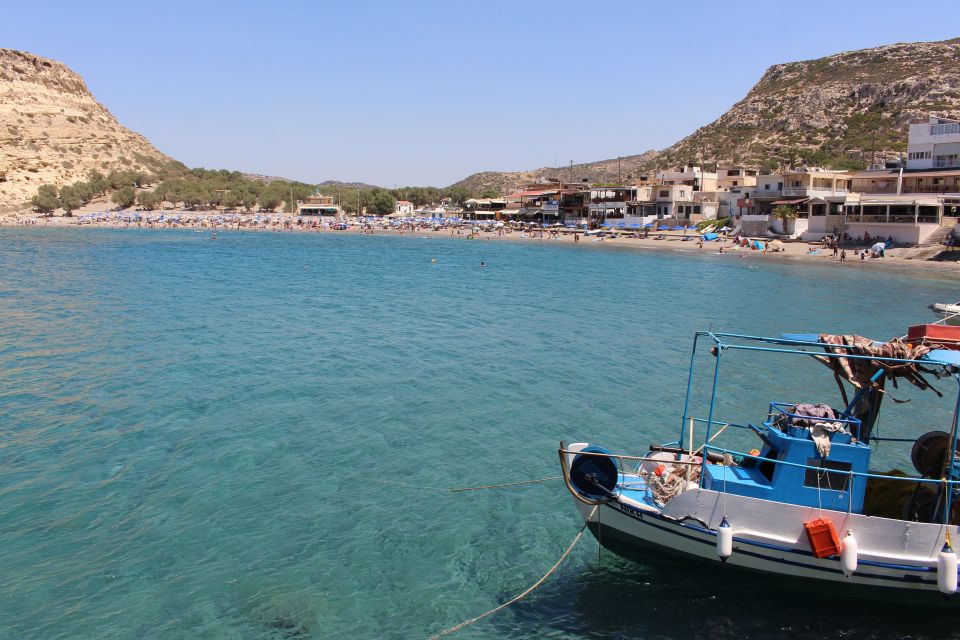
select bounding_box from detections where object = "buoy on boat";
[840,530,858,577]
[717,517,733,561]
[938,542,958,595]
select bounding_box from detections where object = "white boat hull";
[574,488,956,594]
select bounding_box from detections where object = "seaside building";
[717,166,758,190]
[587,186,640,224]
[296,193,341,217]
[837,117,960,244]
[395,200,415,216]
[656,165,719,192]
[505,185,561,223]
[462,198,508,219]
[746,168,851,237]
[559,189,590,224]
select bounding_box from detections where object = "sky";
[2,1,958,187]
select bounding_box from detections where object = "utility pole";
[618,156,622,185]
[357,188,361,216]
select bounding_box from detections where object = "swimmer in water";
[480,261,486,268]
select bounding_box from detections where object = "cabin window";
[803,459,852,491]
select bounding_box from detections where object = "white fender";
[717,517,733,561]
[840,530,858,577]
[938,543,958,595]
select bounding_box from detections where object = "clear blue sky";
[2,1,957,187]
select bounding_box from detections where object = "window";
[803,459,852,491]
[659,190,669,197]
[908,151,932,160]
[764,184,770,191]
[693,205,701,214]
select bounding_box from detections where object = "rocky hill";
[449,150,658,195]
[0,49,177,212]
[452,37,960,190]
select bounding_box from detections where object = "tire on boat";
[911,431,954,477]
[569,446,618,500]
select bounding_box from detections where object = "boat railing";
[702,443,959,522]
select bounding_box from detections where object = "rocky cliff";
[0,49,177,212]
[452,37,960,191]
[657,37,960,170]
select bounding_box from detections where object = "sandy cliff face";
[0,49,175,212]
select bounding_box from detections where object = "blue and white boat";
[560,331,960,597]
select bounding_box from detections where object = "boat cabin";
[702,402,871,513]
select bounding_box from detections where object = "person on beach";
[574,232,580,244]
[840,249,846,263]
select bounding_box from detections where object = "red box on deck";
[804,518,841,558]
[907,324,960,347]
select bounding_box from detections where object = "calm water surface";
[0,228,958,639]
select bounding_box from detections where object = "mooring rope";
[368,476,563,493]
[427,505,597,639]
[447,476,563,492]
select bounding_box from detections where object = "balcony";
[931,123,960,136]
[782,187,848,198]
[904,184,960,194]
[933,156,960,169]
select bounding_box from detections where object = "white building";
[395,200,414,216]
[905,117,960,170]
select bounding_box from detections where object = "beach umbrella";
[658,225,670,230]
[642,223,654,228]
[871,242,886,254]
[671,225,684,230]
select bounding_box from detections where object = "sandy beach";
[3,208,959,275]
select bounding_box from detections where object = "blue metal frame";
[678,331,960,524]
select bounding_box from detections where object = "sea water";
[0,227,958,639]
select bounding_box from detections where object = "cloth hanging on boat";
[814,334,940,397]
[811,421,847,457]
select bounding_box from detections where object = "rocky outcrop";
[0,49,176,212]
[655,38,960,170]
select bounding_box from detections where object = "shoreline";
[4,211,960,275]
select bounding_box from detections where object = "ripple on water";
[0,227,956,639]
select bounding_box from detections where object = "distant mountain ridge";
[451,37,960,192]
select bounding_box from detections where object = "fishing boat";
[560,329,960,597]
[930,302,960,326]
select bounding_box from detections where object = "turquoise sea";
[2,227,959,639]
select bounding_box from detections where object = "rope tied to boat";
[428,505,597,639]
[447,476,563,492]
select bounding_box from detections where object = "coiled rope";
[427,505,597,639]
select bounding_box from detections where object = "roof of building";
[397,200,414,205]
